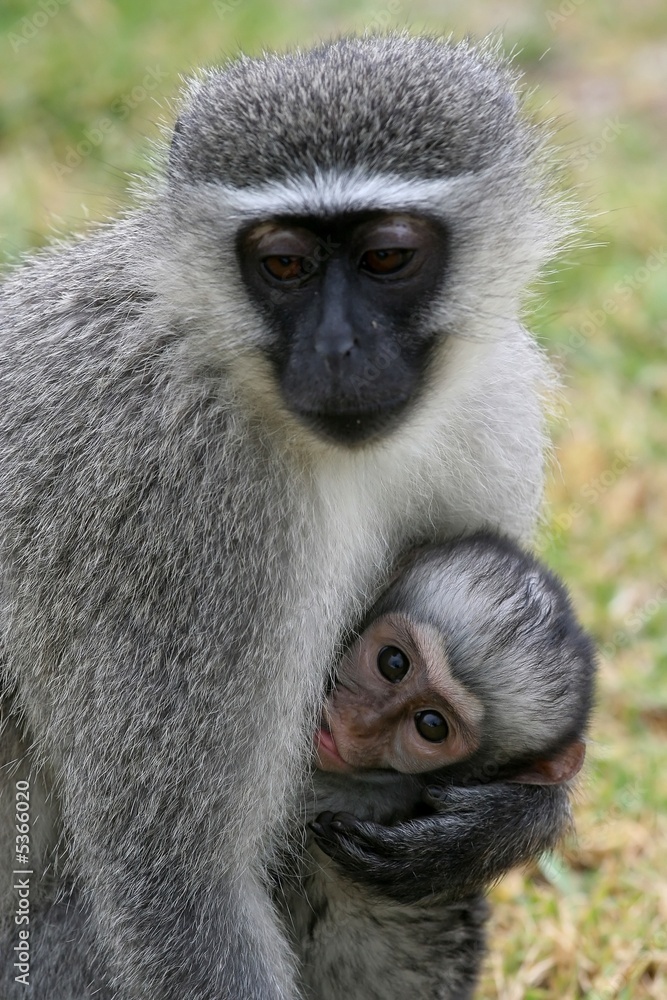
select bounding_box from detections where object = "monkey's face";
[238,212,448,444]
[314,613,484,774]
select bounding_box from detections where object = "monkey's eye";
[262,256,309,282]
[415,710,449,743]
[360,249,415,276]
[377,645,410,683]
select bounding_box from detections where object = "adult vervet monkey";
[0,33,571,1000]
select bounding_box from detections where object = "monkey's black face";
[238,212,448,444]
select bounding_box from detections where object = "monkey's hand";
[310,783,570,904]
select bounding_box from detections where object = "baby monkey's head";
[315,533,595,786]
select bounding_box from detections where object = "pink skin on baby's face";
[314,612,483,775]
[314,612,587,785]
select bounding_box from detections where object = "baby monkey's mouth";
[314,716,337,755]
[313,717,352,772]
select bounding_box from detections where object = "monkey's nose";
[314,327,358,367]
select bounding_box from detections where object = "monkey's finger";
[423,783,518,817]
[423,784,460,811]
[312,811,335,827]
[312,835,386,872]
[310,820,387,865]
[311,810,363,836]
[329,811,363,832]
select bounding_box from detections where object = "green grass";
[1,1,666,996]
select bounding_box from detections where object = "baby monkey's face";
[314,612,484,774]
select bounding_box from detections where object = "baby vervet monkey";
[314,533,593,794]
[278,532,596,1000]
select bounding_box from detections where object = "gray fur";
[0,33,566,1000]
[170,35,529,186]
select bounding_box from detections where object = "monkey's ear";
[510,740,586,785]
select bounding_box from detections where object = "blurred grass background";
[0,0,665,997]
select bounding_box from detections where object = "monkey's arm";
[311,782,570,904]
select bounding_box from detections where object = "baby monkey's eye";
[377,645,410,683]
[415,710,449,743]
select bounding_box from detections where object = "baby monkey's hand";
[310,782,571,905]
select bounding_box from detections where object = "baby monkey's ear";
[509,740,586,785]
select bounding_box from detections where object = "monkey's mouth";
[315,719,338,756]
[313,720,353,772]
[295,405,409,446]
